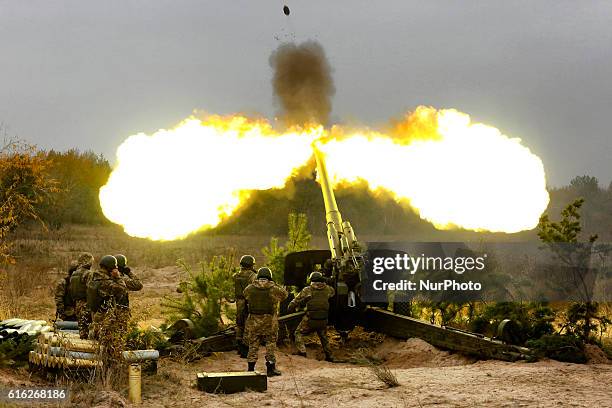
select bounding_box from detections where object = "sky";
[0,0,610,187]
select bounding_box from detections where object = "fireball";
[99,116,318,240]
[99,107,549,239]
[319,107,549,232]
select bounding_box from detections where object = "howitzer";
[180,144,533,361]
[313,143,364,335]
[281,143,534,360]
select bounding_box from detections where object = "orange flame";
[99,107,549,240]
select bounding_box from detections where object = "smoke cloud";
[270,41,335,127]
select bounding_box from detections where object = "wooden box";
[196,371,267,393]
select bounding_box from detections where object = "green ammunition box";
[196,371,267,393]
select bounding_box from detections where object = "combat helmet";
[256,267,273,281]
[77,252,94,268]
[308,271,324,283]
[114,254,128,269]
[240,255,255,268]
[99,255,118,271]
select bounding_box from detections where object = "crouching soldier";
[87,255,128,358]
[233,255,256,358]
[54,260,79,321]
[287,271,335,362]
[68,252,95,338]
[243,267,288,376]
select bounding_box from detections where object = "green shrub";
[125,326,169,352]
[162,255,235,338]
[469,302,555,344]
[0,336,34,367]
[526,335,587,364]
[559,302,611,342]
[261,212,311,284]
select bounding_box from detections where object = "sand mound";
[585,344,611,365]
[374,337,474,368]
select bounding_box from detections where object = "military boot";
[238,342,248,358]
[247,362,255,372]
[266,361,281,377]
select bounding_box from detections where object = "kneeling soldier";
[287,271,335,361]
[243,267,288,376]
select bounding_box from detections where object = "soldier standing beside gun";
[54,260,79,321]
[287,271,335,362]
[68,252,95,338]
[243,267,287,376]
[233,255,257,358]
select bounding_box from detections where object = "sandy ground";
[3,336,610,407]
[144,342,612,408]
[2,266,611,407]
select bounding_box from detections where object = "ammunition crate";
[196,371,267,393]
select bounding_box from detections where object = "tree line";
[1,140,611,240]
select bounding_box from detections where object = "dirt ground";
[2,240,612,407]
[2,338,611,408]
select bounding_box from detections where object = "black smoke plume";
[269,41,335,127]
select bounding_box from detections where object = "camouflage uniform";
[119,266,143,296]
[288,282,335,357]
[232,267,256,342]
[54,261,78,321]
[74,300,91,338]
[243,279,288,364]
[68,253,94,339]
[87,269,129,357]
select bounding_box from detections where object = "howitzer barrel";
[313,144,342,231]
[313,144,344,259]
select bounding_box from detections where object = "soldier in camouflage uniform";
[113,254,143,333]
[54,260,79,321]
[243,267,288,376]
[68,252,95,338]
[287,271,335,361]
[232,255,257,358]
[87,255,129,359]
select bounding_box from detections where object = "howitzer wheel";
[497,319,522,345]
[168,319,195,342]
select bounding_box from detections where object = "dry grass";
[9,224,276,269]
[0,273,13,321]
[350,346,400,388]
[1,224,278,319]
[368,364,400,388]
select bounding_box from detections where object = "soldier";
[322,259,334,283]
[68,252,95,338]
[287,271,335,362]
[87,255,129,358]
[243,267,288,376]
[114,254,143,306]
[232,254,257,358]
[54,260,79,321]
[113,254,142,333]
